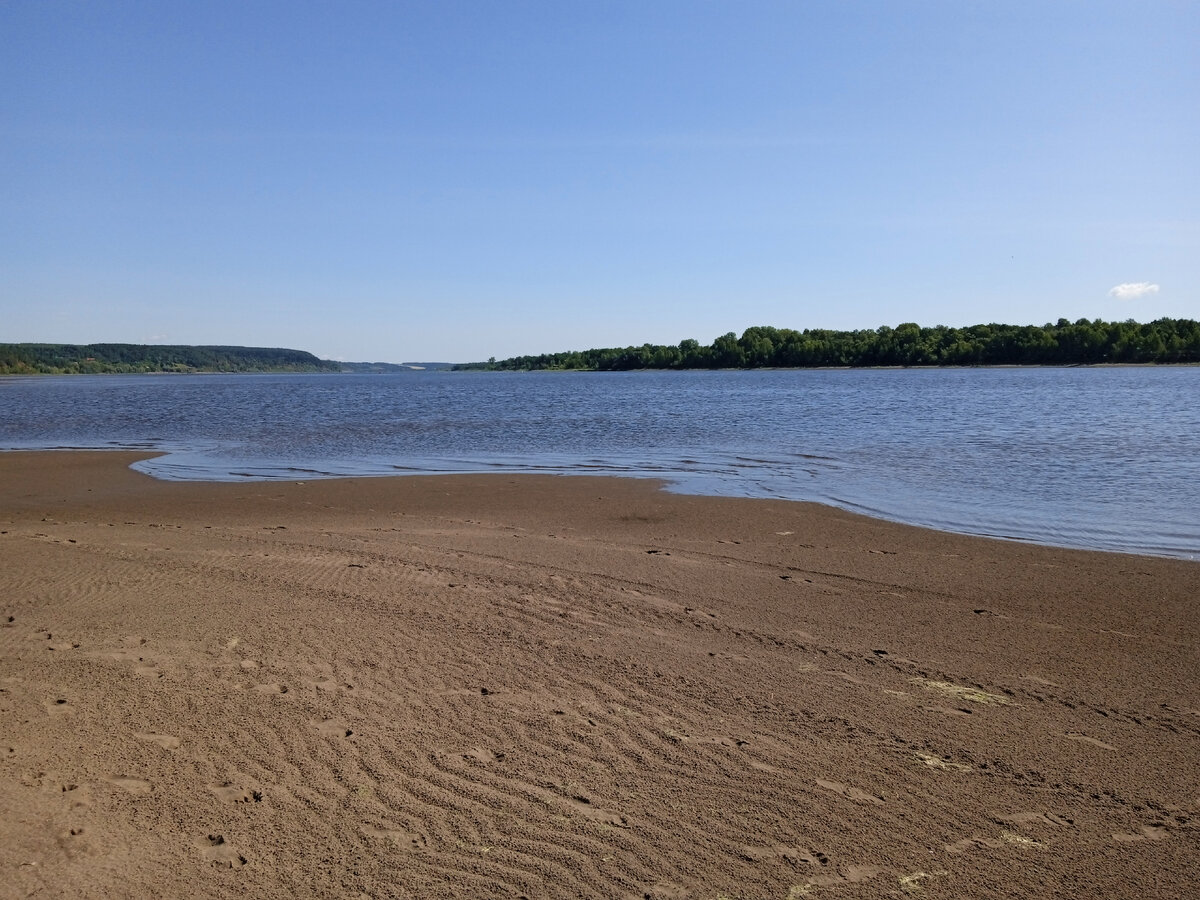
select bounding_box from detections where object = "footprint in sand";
[741,845,825,865]
[306,676,357,694]
[944,836,1005,854]
[1113,824,1169,843]
[58,782,91,809]
[692,734,750,749]
[252,682,289,695]
[106,776,153,794]
[135,732,180,751]
[44,698,75,716]
[706,650,752,663]
[568,795,628,827]
[200,834,247,868]
[210,782,263,804]
[462,747,505,765]
[313,719,354,738]
[55,824,91,858]
[816,778,884,804]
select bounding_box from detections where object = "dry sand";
[1,451,1197,899]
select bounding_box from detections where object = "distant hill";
[0,343,341,375]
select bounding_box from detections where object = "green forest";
[456,318,1200,371]
[0,343,340,375]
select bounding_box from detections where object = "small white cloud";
[1109,282,1160,300]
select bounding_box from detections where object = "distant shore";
[4,359,1198,378]
[2,451,1197,898]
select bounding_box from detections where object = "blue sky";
[2,1,1196,362]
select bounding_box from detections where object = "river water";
[2,368,1197,559]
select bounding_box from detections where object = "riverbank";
[2,451,1197,898]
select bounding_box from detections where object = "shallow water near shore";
[2,367,1197,559]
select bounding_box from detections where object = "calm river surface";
[2,368,1197,559]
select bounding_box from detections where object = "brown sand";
[1,451,1197,899]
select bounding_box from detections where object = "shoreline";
[2,451,1198,898]
[6,446,1194,562]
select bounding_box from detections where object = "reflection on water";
[1,368,1197,559]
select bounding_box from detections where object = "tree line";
[455,318,1200,371]
[0,343,340,375]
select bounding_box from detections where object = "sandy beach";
[1,451,1197,899]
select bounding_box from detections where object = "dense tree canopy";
[0,344,340,375]
[455,318,1200,371]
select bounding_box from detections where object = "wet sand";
[1,451,1197,898]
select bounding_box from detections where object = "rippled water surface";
[2,368,1197,559]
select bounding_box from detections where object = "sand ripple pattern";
[2,461,1198,898]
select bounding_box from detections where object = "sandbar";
[1,451,1197,898]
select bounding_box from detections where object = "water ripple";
[2,369,1197,560]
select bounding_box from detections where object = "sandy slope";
[1,452,1197,899]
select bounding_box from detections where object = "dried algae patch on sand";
[1000,830,1046,848]
[914,751,972,772]
[787,865,886,897]
[911,678,1011,705]
[899,869,949,894]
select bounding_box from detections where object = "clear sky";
[2,1,1196,363]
